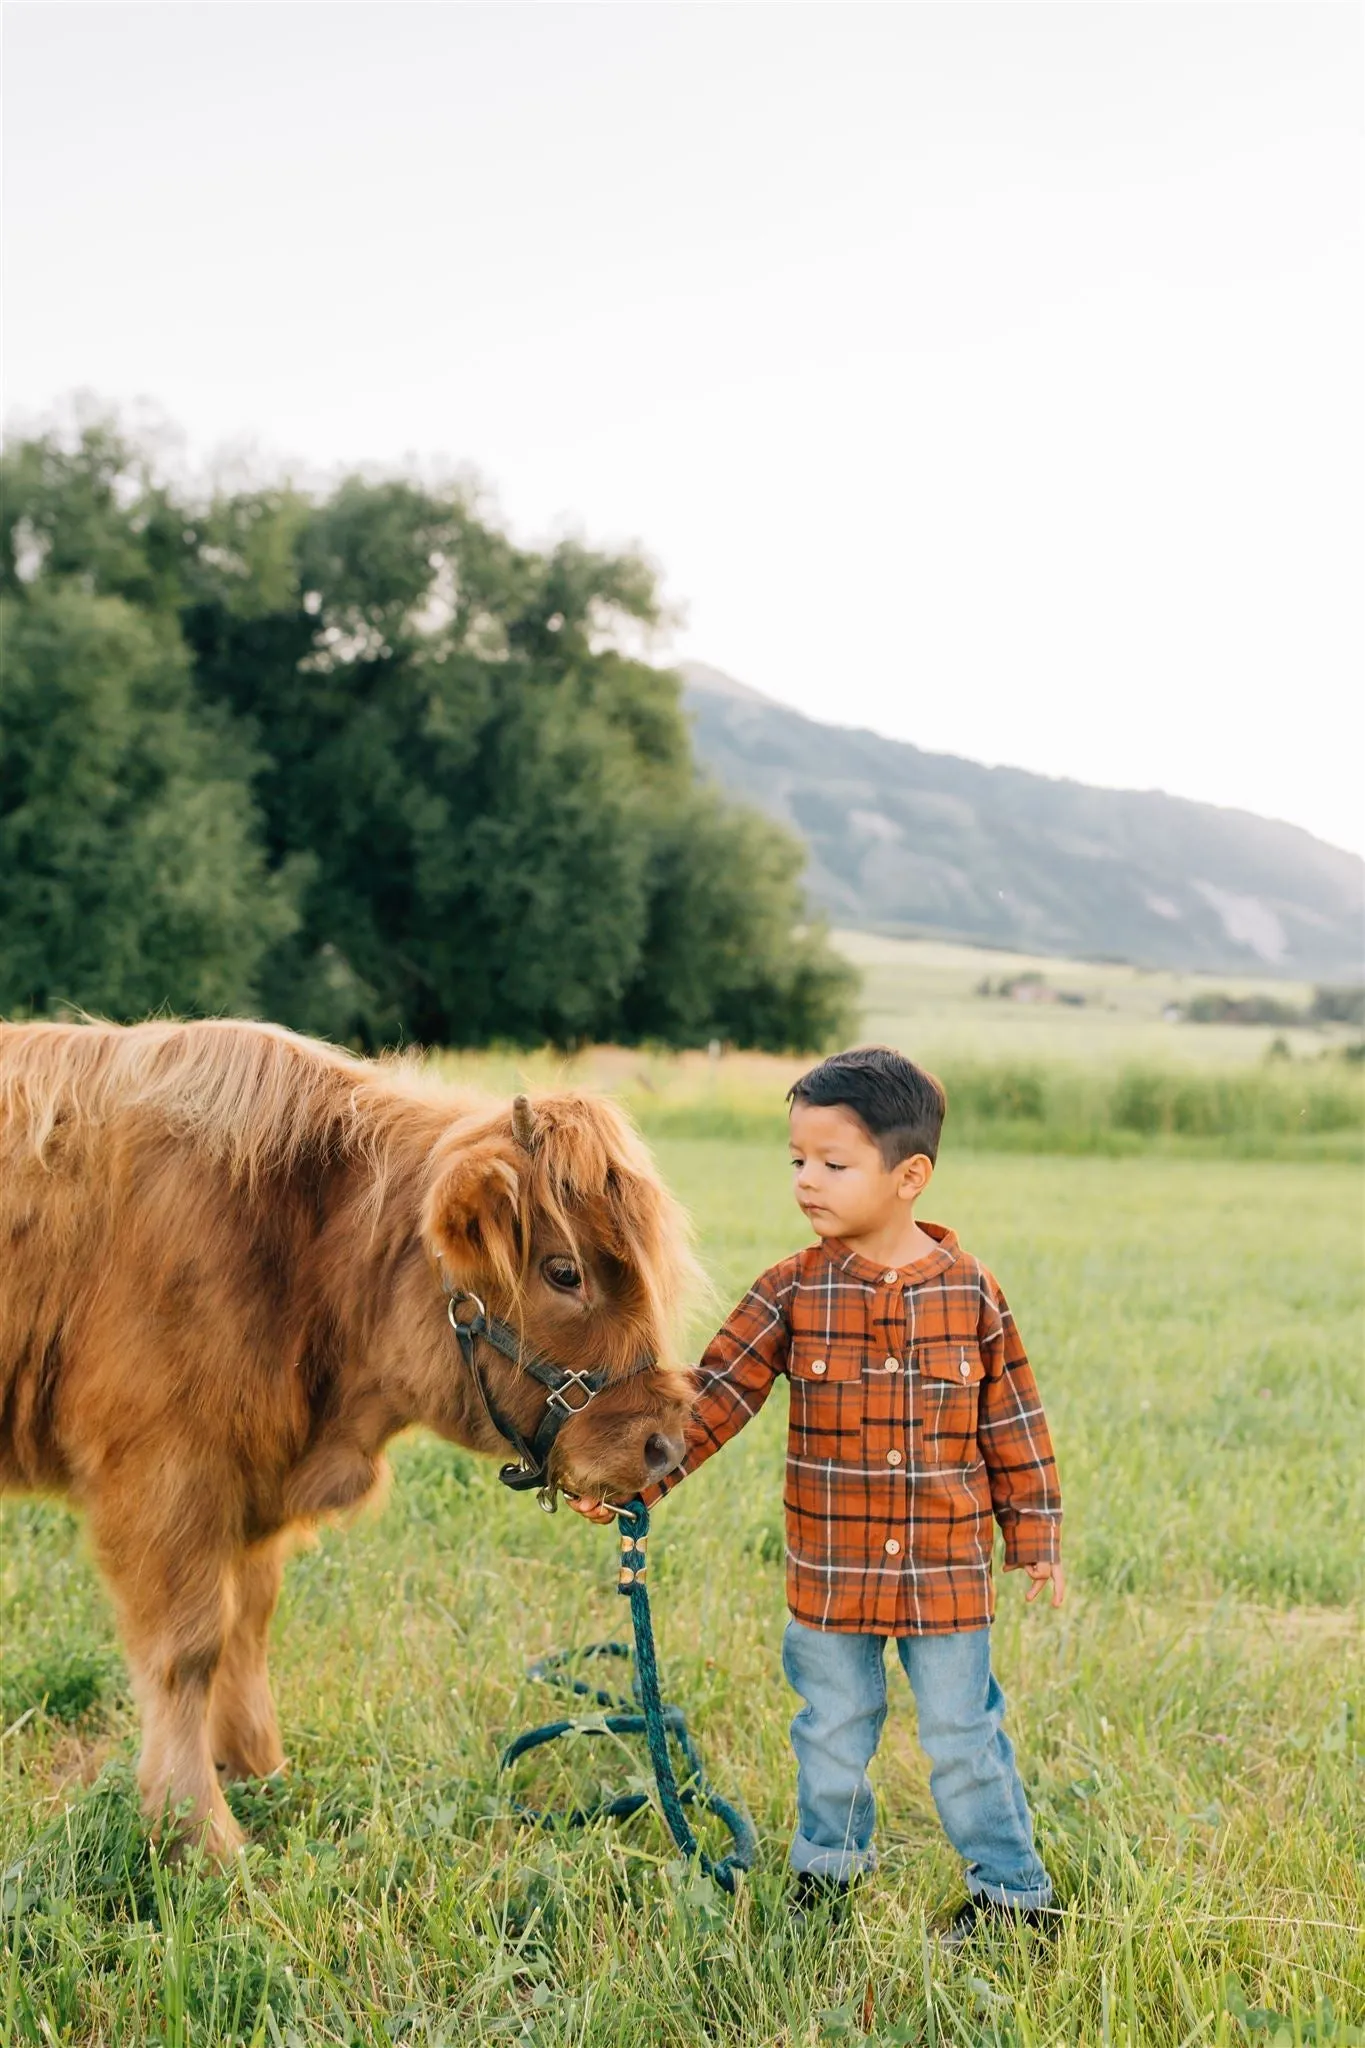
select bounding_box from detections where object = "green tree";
[3,412,856,1051]
[0,420,188,610]
[0,586,298,1018]
[182,489,677,1046]
[622,785,857,1050]
[1310,985,1365,1027]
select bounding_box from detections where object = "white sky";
[5,3,1363,855]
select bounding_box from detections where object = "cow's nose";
[644,1430,686,1479]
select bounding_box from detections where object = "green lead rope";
[499,1501,756,1893]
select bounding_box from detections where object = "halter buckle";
[546,1371,599,1417]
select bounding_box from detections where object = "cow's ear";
[424,1141,523,1294]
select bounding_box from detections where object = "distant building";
[991,973,1086,1008]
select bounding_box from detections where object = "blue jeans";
[781,1620,1052,1909]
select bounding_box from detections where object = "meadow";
[838,933,1362,1070]
[3,941,1363,2045]
[418,936,1365,1165]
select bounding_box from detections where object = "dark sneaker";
[936,1894,1060,1952]
[789,1871,855,1923]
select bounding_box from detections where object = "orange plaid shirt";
[645,1223,1061,1635]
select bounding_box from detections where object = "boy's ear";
[896,1153,933,1201]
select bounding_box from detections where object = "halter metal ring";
[566,1493,630,1519]
[447,1291,487,1332]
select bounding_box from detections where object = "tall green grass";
[627,1057,1365,1161]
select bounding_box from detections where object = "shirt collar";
[818,1220,960,1288]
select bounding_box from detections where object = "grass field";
[3,1135,1362,2046]
[837,932,1363,1070]
[414,935,1365,1166]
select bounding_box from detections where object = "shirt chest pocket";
[788,1338,866,1450]
[917,1338,986,1465]
[790,1336,865,1385]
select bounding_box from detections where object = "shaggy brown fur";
[0,1017,698,1861]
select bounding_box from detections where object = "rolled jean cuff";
[789,1833,878,1882]
[966,1866,1054,1912]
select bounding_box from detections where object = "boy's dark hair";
[787,1045,947,1166]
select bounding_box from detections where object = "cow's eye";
[543,1256,583,1292]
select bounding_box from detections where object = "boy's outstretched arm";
[975,1274,1064,1603]
[570,1263,795,1522]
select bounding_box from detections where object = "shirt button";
[810,1358,827,1375]
[959,1358,972,1378]
[886,1449,903,1466]
[884,1537,901,1555]
[882,1269,899,1284]
[883,1356,899,1373]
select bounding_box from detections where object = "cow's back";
[0,1019,350,1496]
[2,1023,119,1487]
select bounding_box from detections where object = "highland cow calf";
[0,1019,696,1860]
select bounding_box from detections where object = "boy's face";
[788,1101,929,1241]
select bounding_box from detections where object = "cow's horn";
[511,1094,539,1153]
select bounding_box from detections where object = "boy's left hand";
[1018,1560,1066,1608]
[568,1495,617,1525]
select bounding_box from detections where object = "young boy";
[574,1046,1063,1942]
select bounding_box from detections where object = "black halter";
[442,1281,646,1512]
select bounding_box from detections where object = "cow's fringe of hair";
[0,1017,703,1345]
[440,1092,708,1347]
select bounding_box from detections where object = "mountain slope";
[680,664,1364,979]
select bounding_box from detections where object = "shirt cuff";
[636,1449,700,1511]
[1001,1513,1062,1568]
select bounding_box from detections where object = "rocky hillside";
[681,663,1364,979]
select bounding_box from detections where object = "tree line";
[0,420,855,1050]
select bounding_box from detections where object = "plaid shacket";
[645,1223,1061,1635]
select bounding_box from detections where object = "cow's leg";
[91,1492,242,1863]
[209,1535,288,1783]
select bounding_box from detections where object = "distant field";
[414,930,1365,1161]
[3,1145,1361,2045]
[836,930,1362,1069]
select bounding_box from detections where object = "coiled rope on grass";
[498,1501,756,1893]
